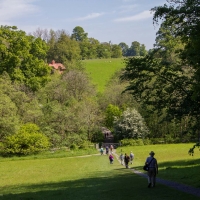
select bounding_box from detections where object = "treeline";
[32,26,148,61]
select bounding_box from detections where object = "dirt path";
[113,151,200,198]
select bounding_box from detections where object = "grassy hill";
[83,58,125,93]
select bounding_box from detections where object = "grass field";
[0,144,199,199]
[116,143,200,188]
[83,58,125,93]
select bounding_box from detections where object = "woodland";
[0,0,199,155]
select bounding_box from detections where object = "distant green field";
[83,58,125,93]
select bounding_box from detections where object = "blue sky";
[0,0,167,50]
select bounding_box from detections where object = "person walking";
[110,144,113,153]
[106,146,109,155]
[100,147,104,155]
[120,153,124,165]
[109,154,114,164]
[130,151,134,164]
[145,151,158,188]
[124,153,130,168]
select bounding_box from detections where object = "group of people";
[100,145,113,155]
[100,145,158,188]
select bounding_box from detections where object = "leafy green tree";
[114,107,149,140]
[105,104,122,129]
[97,43,111,58]
[118,42,129,56]
[87,38,100,59]
[54,32,81,63]
[0,93,19,140]
[71,26,88,42]
[0,25,51,91]
[152,0,200,105]
[111,44,122,58]
[3,123,50,155]
[140,44,148,56]
[127,41,140,56]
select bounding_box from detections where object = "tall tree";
[71,26,88,42]
[127,41,140,56]
[152,0,200,102]
[111,44,122,58]
[0,26,51,91]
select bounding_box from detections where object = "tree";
[151,0,200,140]
[0,26,51,91]
[152,0,200,103]
[0,93,19,140]
[140,44,148,56]
[118,42,129,56]
[97,43,111,58]
[111,44,122,58]
[105,104,122,129]
[114,108,149,140]
[71,26,88,42]
[120,17,199,139]
[54,32,81,63]
[127,41,140,56]
[3,123,50,155]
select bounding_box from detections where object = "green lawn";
[116,143,200,188]
[83,58,125,93]
[0,144,199,199]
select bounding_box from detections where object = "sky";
[0,0,167,50]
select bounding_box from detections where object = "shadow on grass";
[0,168,199,200]
[133,158,200,188]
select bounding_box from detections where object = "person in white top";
[130,151,134,164]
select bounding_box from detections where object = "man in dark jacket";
[124,153,130,168]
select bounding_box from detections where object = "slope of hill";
[83,58,125,93]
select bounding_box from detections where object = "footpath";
[112,150,200,198]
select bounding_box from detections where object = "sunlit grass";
[116,143,200,187]
[0,144,199,199]
[83,58,125,93]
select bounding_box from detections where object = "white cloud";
[74,12,104,21]
[0,0,39,24]
[114,10,152,22]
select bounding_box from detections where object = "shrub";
[2,123,50,156]
[143,138,152,145]
[70,144,78,150]
[79,141,94,150]
[151,138,165,144]
[120,138,144,146]
[114,107,149,140]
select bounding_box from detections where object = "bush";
[79,141,94,150]
[143,138,152,145]
[120,138,144,146]
[151,138,165,144]
[2,123,50,156]
[70,144,78,150]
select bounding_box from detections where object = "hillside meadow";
[0,144,199,199]
[83,58,125,93]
